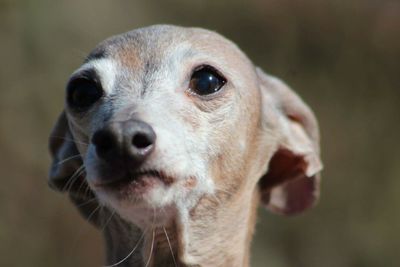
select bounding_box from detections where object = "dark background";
[1,0,399,266]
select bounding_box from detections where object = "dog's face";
[49,25,322,228]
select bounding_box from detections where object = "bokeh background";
[1,0,399,266]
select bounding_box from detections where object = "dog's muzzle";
[91,119,156,187]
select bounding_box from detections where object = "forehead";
[85,25,251,71]
[67,26,261,137]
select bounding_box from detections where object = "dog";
[48,25,322,267]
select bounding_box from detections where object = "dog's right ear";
[48,111,85,195]
[49,111,102,227]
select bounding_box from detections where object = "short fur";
[49,25,322,267]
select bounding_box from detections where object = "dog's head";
[49,25,322,228]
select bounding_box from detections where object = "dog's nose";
[91,120,156,167]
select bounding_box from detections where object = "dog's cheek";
[207,129,244,188]
[210,101,262,191]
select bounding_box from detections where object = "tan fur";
[48,25,323,267]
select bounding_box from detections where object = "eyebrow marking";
[70,68,100,81]
[71,58,117,96]
[85,47,107,62]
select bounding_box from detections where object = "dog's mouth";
[93,169,174,195]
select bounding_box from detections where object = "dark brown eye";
[67,71,103,111]
[189,66,226,96]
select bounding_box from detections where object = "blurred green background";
[1,0,399,266]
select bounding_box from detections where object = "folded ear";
[48,111,88,197]
[49,111,101,226]
[257,68,323,215]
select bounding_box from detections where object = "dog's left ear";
[257,68,323,215]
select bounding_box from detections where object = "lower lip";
[96,174,162,197]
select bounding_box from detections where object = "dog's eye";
[67,78,103,110]
[189,66,226,96]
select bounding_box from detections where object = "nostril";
[132,133,153,149]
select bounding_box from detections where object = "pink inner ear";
[260,148,307,190]
[273,176,317,215]
[259,148,318,215]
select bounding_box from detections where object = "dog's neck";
[100,190,260,267]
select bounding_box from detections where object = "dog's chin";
[88,170,181,227]
[89,170,177,213]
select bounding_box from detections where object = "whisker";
[103,227,147,267]
[50,135,89,146]
[143,208,157,267]
[62,165,85,192]
[163,226,177,267]
[100,210,116,232]
[144,228,155,267]
[75,197,97,208]
[76,171,89,195]
[56,154,82,165]
[85,204,102,223]
[80,182,93,199]
[66,168,86,194]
